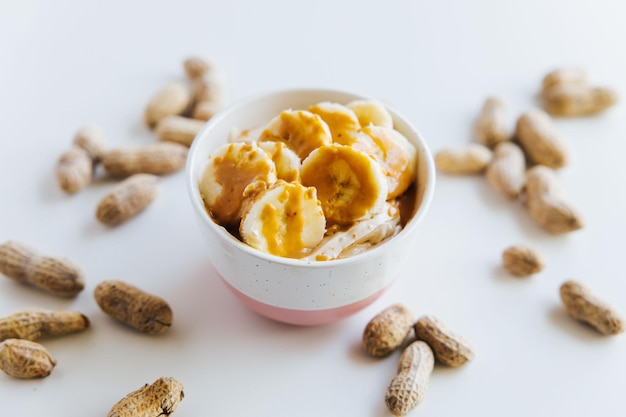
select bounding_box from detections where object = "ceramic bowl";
[186,88,435,325]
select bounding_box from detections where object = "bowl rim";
[186,87,436,268]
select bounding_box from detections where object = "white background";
[1,0,625,415]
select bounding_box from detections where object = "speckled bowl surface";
[186,88,435,325]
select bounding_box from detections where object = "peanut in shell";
[0,338,57,379]
[107,376,184,417]
[95,174,160,226]
[0,307,89,342]
[0,240,84,297]
[94,280,173,334]
[363,303,414,357]
[413,315,474,367]
[560,280,624,336]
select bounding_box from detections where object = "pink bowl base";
[220,277,387,326]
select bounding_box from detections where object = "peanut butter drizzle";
[208,144,273,225]
[260,110,330,160]
[308,104,360,143]
[302,145,382,225]
[260,184,310,258]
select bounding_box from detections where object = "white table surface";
[1,1,625,415]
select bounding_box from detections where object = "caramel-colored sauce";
[206,143,274,225]
[260,110,330,160]
[301,145,382,225]
[260,183,312,258]
[308,103,360,143]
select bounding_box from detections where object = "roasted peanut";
[414,316,474,367]
[0,240,84,297]
[95,174,160,226]
[560,280,624,336]
[385,340,434,416]
[363,304,414,357]
[516,109,569,169]
[144,82,192,129]
[94,280,173,334]
[525,165,583,234]
[435,144,493,175]
[56,146,93,194]
[191,100,221,121]
[0,308,89,342]
[0,338,56,378]
[102,142,188,177]
[541,68,589,95]
[108,377,184,417]
[73,125,107,161]
[475,97,510,148]
[485,141,526,200]
[543,85,618,117]
[183,56,211,80]
[155,115,206,147]
[502,245,545,277]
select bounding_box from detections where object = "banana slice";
[347,99,394,128]
[258,141,301,183]
[359,125,418,199]
[301,144,388,225]
[303,202,401,261]
[259,110,332,160]
[308,102,361,144]
[199,142,277,225]
[240,181,326,258]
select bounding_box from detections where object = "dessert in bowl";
[186,88,435,325]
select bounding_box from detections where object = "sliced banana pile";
[199,100,418,260]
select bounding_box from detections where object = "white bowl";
[186,88,435,325]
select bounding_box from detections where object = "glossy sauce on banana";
[259,184,317,258]
[260,110,331,160]
[203,143,274,225]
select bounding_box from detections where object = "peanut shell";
[363,304,414,357]
[94,280,173,334]
[0,338,56,378]
[475,97,510,148]
[95,174,160,226]
[413,315,474,367]
[155,115,206,147]
[485,141,526,200]
[144,82,192,128]
[543,85,618,117]
[107,377,184,417]
[516,109,569,169]
[0,240,84,297]
[541,68,590,95]
[101,142,188,177]
[384,341,434,416]
[560,280,624,336]
[435,144,493,175]
[525,165,583,234]
[502,245,545,277]
[56,146,93,194]
[0,307,89,342]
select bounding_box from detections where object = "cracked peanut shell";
[108,377,184,417]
